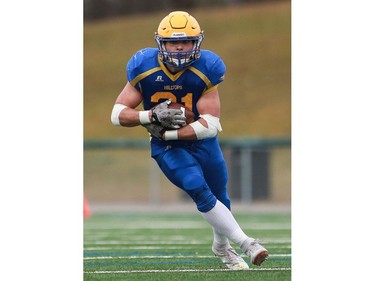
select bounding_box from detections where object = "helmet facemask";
[155,33,204,69]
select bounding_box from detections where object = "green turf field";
[84,212,291,281]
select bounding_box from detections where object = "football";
[168,102,195,126]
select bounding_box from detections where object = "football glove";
[151,99,186,129]
[142,123,166,140]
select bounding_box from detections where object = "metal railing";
[84,137,290,203]
[84,137,291,150]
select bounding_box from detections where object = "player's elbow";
[204,126,219,139]
[189,114,222,140]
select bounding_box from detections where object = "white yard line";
[84,268,291,274]
[84,254,291,260]
[84,245,291,250]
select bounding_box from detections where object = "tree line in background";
[84,0,277,21]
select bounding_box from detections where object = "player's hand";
[142,123,166,140]
[151,99,186,129]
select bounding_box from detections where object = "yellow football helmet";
[155,11,204,69]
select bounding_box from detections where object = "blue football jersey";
[126,48,230,211]
[126,48,226,120]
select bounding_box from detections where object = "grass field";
[84,211,291,281]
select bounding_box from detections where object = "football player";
[111,11,269,270]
